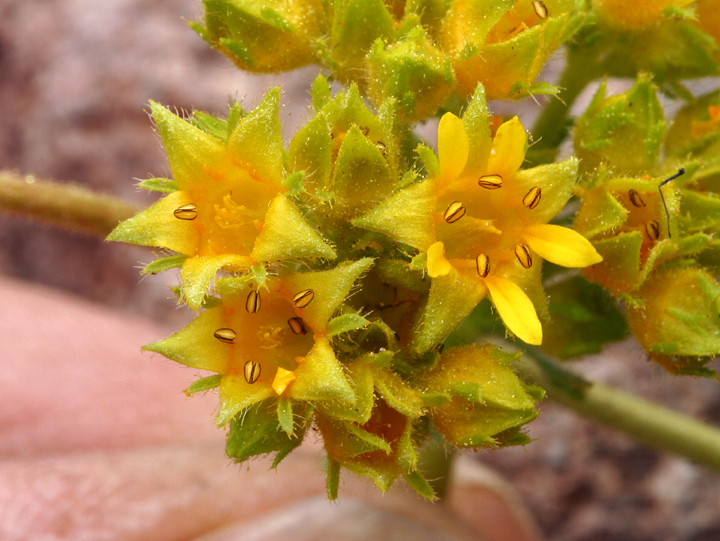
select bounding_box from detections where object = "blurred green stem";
[417,426,455,500]
[519,346,720,472]
[0,171,140,237]
[530,50,596,162]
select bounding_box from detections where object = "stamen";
[375,141,387,157]
[246,290,261,313]
[514,244,533,268]
[243,360,261,384]
[532,0,548,19]
[213,328,237,344]
[288,317,307,335]
[628,189,646,208]
[645,220,660,241]
[522,186,542,209]
[658,167,685,238]
[173,204,198,220]
[476,253,490,278]
[292,289,315,308]
[478,174,503,189]
[444,201,467,223]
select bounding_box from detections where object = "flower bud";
[191,0,328,72]
[574,74,666,176]
[626,266,720,377]
[366,27,454,121]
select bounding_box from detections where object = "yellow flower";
[144,259,373,426]
[108,90,335,308]
[439,0,581,99]
[425,113,601,345]
[354,93,601,347]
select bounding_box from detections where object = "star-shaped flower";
[354,88,601,346]
[108,89,335,308]
[144,259,373,426]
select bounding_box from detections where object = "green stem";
[529,49,596,161]
[417,426,456,501]
[519,347,720,471]
[0,171,140,238]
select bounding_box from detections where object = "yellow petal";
[485,276,542,345]
[427,241,452,277]
[438,113,469,185]
[272,367,297,396]
[523,224,603,268]
[487,117,527,179]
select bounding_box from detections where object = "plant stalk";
[0,171,140,238]
[519,347,720,472]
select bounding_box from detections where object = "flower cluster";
[107,0,720,500]
[574,76,720,377]
[110,83,587,498]
[191,0,585,119]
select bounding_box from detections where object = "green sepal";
[678,190,720,234]
[419,391,450,407]
[228,88,284,189]
[352,180,436,250]
[412,267,487,352]
[416,144,439,178]
[419,345,538,448]
[373,259,430,296]
[506,81,560,100]
[541,271,628,360]
[366,27,454,121]
[142,254,187,275]
[326,456,341,500]
[289,114,332,194]
[184,374,222,396]
[448,382,483,403]
[371,366,425,418]
[461,84,491,175]
[331,125,394,219]
[277,396,294,436]
[191,111,229,141]
[574,187,628,240]
[330,0,396,77]
[627,266,720,371]
[403,470,437,501]
[251,195,336,262]
[285,258,374,331]
[225,398,306,466]
[198,0,320,72]
[288,337,356,404]
[283,171,304,196]
[312,74,332,111]
[582,231,643,294]
[137,177,178,193]
[317,361,374,424]
[327,313,370,337]
[574,75,667,175]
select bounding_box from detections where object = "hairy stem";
[0,171,140,237]
[520,347,720,472]
[417,427,456,501]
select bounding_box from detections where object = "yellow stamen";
[243,360,261,384]
[246,290,261,313]
[522,186,542,209]
[173,204,198,220]
[514,244,533,268]
[628,189,646,208]
[478,174,503,189]
[476,253,490,278]
[444,201,467,223]
[213,328,237,344]
[288,317,307,335]
[292,289,315,308]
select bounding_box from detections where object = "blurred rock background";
[1,1,719,539]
